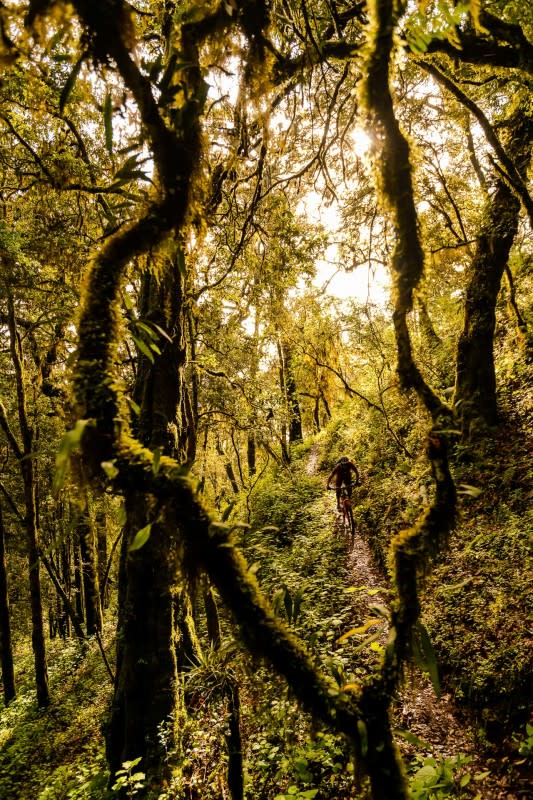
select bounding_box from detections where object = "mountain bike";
[327,484,357,542]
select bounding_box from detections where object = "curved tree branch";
[417,60,533,229]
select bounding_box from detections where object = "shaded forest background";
[0,1,531,798]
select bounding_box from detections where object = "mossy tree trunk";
[76,509,103,635]
[107,261,196,788]
[108,499,183,785]
[65,2,457,797]
[454,108,533,435]
[246,433,256,476]
[278,337,303,445]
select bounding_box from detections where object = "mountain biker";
[327,456,360,511]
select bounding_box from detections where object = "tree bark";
[225,680,244,800]
[108,499,181,786]
[77,511,103,635]
[0,501,16,704]
[4,294,49,706]
[95,509,109,608]
[278,337,303,444]
[72,529,84,629]
[216,440,240,494]
[108,261,195,790]
[454,108,533,435]
[39,548,86,641]
[246,433,256,476]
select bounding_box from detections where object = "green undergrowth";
[184,445,379,799]
[330,373,533,756]
[3,390,531,799]
[0,627,114,799]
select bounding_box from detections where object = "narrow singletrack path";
[310,443,525,799]
[338,513,525,799]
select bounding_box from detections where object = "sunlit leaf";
[337,619,384,643]
[129,523,152,552]
[101,460,119,479]
[393,728,429,748]
[458,484,483,497]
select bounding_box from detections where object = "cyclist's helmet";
[339,456,349,464]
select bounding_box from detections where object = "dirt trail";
[345,528,473,746]
[312,445,526,799]
[341,513,526,800]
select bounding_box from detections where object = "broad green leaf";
[59,55,84,115]
[122,292,134,311]
[129,523,152,552]
[176,248,187,275]
[393,728,429,748]
[357,719,368,757]
[114,154,141,179]
[135,321,160,340]
[126,396,141,416]
[132,335,155,363]
[54,418,92,491]
[414,621,441,698]
[272,588,285,615]
[152,447,162,475]
[283,586,293,623]
[222,500,236,521]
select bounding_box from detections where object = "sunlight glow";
[351,127,372,157]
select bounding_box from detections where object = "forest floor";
[310,442,529,800]
[337,505,529,800]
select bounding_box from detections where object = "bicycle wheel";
[347,507,356,541]
[341,509,349,533]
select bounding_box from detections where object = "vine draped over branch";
[62,1,456,797]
